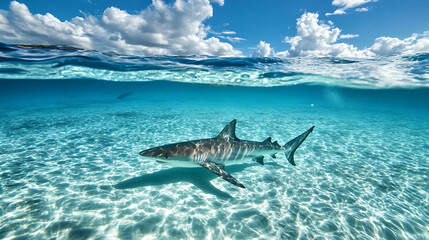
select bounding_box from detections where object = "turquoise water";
[0,44,428,239]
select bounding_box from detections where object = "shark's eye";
[165,156,168,159]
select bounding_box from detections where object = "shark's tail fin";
[284,126,315,166]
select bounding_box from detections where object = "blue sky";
[0,0,428,57]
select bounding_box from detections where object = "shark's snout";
[139,147,169,158]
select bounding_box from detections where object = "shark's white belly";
[155,150,272,168]
[157,158,253,168]
[157,160,201,168]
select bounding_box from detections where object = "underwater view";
[0,44,428,239]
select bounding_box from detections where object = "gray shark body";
[140,120,314,188]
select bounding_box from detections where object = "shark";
[139,120,314,188]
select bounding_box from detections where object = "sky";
[0,0,428,57]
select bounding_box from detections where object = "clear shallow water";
[1,45,429,240]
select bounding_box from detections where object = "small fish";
[117,92,133,100]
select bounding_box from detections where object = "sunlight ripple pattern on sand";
[1,88,428,239]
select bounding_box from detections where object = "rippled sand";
[1,85,428,240]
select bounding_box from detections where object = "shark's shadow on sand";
[114,162,283,199]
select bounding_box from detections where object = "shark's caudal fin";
[284,126,315,166]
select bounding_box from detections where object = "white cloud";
[326,0,376,15]
[279,13,367,58]
[369,33,429,56]
[333,0,373,9]
[209,0,224,6]
[222,30,236,35]
[355,7,368,12]
[326,9,346,16]
[222,36,245,43]
[0,0,241,56]
[208,28,245,42]
[273,13,429,58]
[0,1,92,49]
[251,41,272,57]
[339,34,359,39]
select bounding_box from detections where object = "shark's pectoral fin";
[200,161,245,188]
[253,156,264,165]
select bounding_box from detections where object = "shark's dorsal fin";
[217,119,238,140]
[262,137,271,144]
